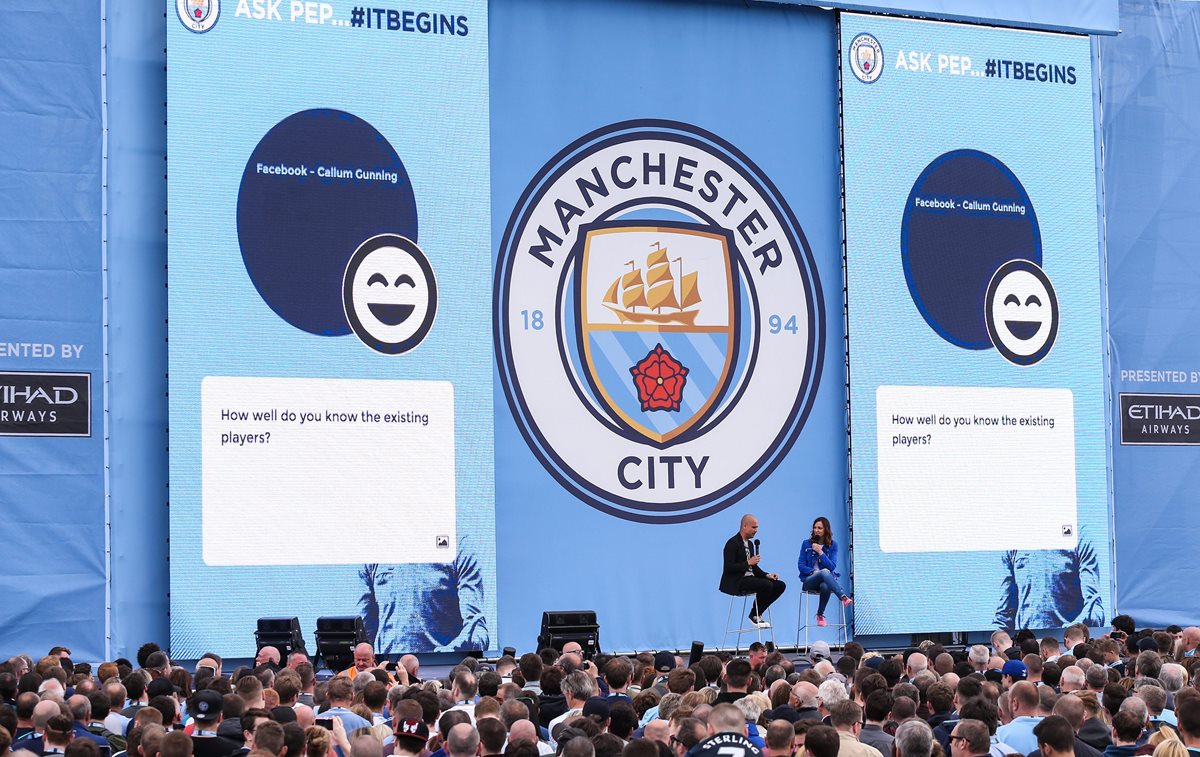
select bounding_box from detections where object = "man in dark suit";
[720,514,786,627]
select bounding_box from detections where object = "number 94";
[768,314,798,334]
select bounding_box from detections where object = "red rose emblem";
[630,343,689,412]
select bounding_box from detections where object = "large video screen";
[167,0,493,657]
[842,14,1112,635]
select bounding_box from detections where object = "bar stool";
[721,590,775,653]
[796,589,848,650]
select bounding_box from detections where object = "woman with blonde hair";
[1149,726,1180,749]
[304,726,331,757]
[1151,737,1187,757]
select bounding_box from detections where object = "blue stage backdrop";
[491,0,847,653]
[842,14,1113,636]
[1101,0,1200,627]
[167,0,495,658]
[779,1,1118,36]
[0,1,106,660]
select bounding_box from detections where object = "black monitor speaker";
[537,610,599,658]
[315,616,366,672]
[255,617,305,661]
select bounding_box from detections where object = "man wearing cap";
[391,719,429,757]
[810,642,832,669]
[996,682,1044,754]
[721,515,786,629]
[582,698,611,732]
[189,690,241,757]
[1002,661,1029,691]
[648,653,675,697]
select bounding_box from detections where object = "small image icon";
[435,535,450,548]
[1062,525,1074,536]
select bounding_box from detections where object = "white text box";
[876,385,1076,552]
[202,376,455,565]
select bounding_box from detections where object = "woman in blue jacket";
[797,516,852,626]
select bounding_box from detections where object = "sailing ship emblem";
[602,242,703,325]
[856,42,875,74]
[575,221,739,446]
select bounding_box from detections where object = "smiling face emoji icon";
[343,234,437,354]
[984,258,1058,366]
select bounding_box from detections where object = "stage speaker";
[315,616,366,672]
[255,617,305,661]
[537,610,600,658]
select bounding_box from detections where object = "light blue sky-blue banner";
[842,14,1112,636]
[167,0,494,658]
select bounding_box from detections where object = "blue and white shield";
[187,0,211,21]
[575,221,739,447]
[856,43,876,73]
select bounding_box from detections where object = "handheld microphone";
[752,538,760,556]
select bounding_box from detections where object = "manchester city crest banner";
[491,0,847,651]
[167,0,494,657]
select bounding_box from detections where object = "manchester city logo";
[495,120,824,523]
[848,32,884,83]
[176,0,220,33]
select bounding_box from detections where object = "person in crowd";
[1034,716,1076,757]
[1106,711,1145,757]
[830,701,881,757]
[949,719,991,757]
[859,692,893,757]
[894,720,934,757]
[42,715,76,756]
[797,517,851,628]
[997,682,1043,753]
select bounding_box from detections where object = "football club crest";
[495,120,824,523]
[577,222,739,446]
[849,33,884,83]
[177,0,220,33]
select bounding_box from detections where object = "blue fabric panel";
[0,1,105,659]
[105,2,170,657]
[491,0,847,652]
[1101,0,1200,627]
[775,1,1118,35]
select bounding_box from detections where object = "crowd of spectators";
[3,616,1200,757]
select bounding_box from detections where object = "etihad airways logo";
[0,372,90,437]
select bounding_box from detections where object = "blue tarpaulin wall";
[1100,0,1200,627]
[11,0,1200,658]
[0,1,106,660]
